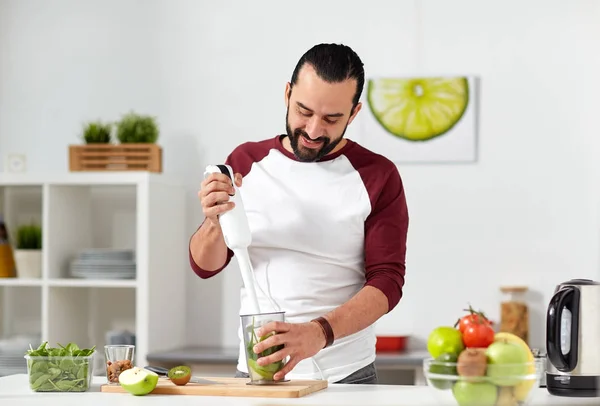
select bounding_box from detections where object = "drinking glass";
[241,311,287,385]
[104,345,135,384]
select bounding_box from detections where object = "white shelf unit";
[0,172,188,375]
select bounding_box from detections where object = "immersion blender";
[203,165,261,314]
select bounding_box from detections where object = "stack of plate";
[0,335,40,376]
[69,249,136,279]
[0,355,27,376]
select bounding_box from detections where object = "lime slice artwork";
[367,77,470,142]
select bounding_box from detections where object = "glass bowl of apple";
[424,314,544,406]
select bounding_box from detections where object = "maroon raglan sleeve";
[189,139,274,279]
[361,159,409,312]
[188,153,237,279]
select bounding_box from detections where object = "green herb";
[116,111,159,143]
[25,341,96,392]
[82,120,113,144]
[245,317,284,380]
[15,223,42,250]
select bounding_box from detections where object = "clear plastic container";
[24,352,95,392]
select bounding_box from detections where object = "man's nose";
[305,117,323,139]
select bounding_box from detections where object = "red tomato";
[462,323,495,348]
[455,304,493,334]
[457,314,492,334]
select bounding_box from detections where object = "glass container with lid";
[499,285,529,344]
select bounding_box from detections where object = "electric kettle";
[546,278,600,397]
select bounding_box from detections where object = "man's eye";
[299,111,311,117]
[324,118,338,125]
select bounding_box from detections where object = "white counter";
[0,374,598,406]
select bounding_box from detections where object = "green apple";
[428,352,458,390]
[485,340,529,386]
[118,367,159,396]
[452,380,497,406]
[427,326,465,358]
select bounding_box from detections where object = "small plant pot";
[15,249,42,278]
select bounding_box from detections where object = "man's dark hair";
[289,43,365,108]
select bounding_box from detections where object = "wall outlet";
[4,154,27,173]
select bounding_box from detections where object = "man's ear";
[348,102,362,125]
[284,82,291,108]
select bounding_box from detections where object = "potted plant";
[13,222,42,279]
[69,112,162,172]
[82,120,113,144]
[115,111,159,143]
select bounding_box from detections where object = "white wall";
[1,0,599,351]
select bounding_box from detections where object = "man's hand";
[252,320,326,381]
[198,172,243,224]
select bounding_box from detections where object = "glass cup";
[241,311,287,385]
[104,345,135,384]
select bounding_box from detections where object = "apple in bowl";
[423,306,542,406]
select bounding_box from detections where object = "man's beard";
[285,109,347,162]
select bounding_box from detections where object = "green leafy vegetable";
[245,317,284,380]
[25,341,96,392]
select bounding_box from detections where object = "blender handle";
[203,164,251,250]
[546,286,580,372]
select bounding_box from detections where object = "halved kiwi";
[168,365,192,386]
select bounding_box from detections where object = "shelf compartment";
[45,185,137,280]
[0,185,43,280]
[47,286,136,375]
[0,285,42,376]
[0,185,43,236]
[0,285,42,340]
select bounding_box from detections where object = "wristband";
[312,316,334,348]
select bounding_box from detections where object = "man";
[189,43,409,384]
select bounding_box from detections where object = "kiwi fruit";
[168,365,192,386]
[456,348,487,378]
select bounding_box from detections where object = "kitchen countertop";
[1,374,598,405]
[146,346,429,367]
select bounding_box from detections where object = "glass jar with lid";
[499,286,529,344]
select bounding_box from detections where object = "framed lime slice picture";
[367,77,470,142]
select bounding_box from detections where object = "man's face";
[285,65,362,162]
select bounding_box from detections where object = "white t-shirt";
[190,135,409,382]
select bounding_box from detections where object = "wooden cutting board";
[100,376,328,398]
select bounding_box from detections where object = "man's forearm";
[189,220,229,272]
[321,286,389,342]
